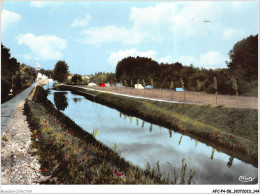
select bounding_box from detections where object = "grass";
[243,80,258,97]
[55,84,258,167]
[24,86,195,184]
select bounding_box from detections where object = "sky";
[1,1,258,75]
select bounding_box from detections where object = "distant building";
[83,75,90,79]
[68,75,72,80]
[35,63,40,71]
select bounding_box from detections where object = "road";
[1,82,37,135]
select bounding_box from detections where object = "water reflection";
[195,140,198,148]
[227,157,234,168]
[142,121,145,128]
[46,90,258,184]
[178,135,183,145]
[169,130,172,138]
[54,92,68,111]
[210,148,216,160]
[72,97,82,103]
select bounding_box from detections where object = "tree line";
[115,34,258,95]
[1,44,37,103]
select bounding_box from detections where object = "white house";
[134,84,144,89]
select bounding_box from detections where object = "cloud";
[80,25,132,46]
[177,51,227,69]
[198,51,227,68]
[129,3,178,42]
[222,28,246,40]
[108,49,157,67]
[80,3,177,46]
[1,10,21,33]
[17,33,67,60]
[178,55,197,66]
[79,2,250,46]
[29,1,63,8]
[158,56,174,64]
[70,14,91,28]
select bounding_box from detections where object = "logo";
[239,175,255,183]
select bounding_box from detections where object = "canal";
[45,85,258,184]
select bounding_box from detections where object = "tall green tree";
[53,60,69,83]
[71,74,82,84]
[227,34,258,81]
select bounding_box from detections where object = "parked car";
[145,85,153,89]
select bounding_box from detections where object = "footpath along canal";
[44,84,258,184]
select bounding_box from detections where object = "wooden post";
[214,77,218,105]
[180,78,185,101]
[170,80,174,99]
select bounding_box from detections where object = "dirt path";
[76,85,257,109]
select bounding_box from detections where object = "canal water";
[45,85,258,184]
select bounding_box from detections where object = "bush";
[1,77,11,100]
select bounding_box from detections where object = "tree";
[170,80,174,99]
[231,76,239,105]
[213,77,218,105]
[180,78,185,101]
[227,34,258,82]
[53,60,69,83]
[71,74,82,84]
[196,80,202,102]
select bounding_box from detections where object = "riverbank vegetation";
[1,44,37,103]
[24,85,195,184]
[54,84,258,167]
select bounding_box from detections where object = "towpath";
[1,82,37,134]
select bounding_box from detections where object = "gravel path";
[1,80,49,184]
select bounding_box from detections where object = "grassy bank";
[55,84,258,167]
[24,86,195,184]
